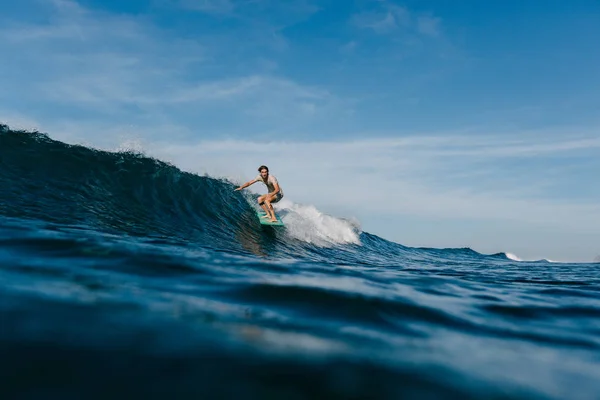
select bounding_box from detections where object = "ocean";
[1,124,599,399]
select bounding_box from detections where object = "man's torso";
[256,174,283,196]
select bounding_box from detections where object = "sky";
[1,0,599,262]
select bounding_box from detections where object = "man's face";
[260,169,268,179]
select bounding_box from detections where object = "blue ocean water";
[1,124,599,399]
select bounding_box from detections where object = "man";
[235,165,284,222]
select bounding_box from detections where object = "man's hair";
[258,165,269,173]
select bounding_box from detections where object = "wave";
[505,252,522,262]
[504,252,559,263]
[0,123,550,266]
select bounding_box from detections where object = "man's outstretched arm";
[235,179,258,191]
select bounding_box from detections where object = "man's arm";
[270,181,280,195]
[234,178,258,191]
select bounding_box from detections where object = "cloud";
[0,0,349,141]
[352,2,440,38]
[353,11,396,34]
[352,5,409,34]
[166,75,330,104]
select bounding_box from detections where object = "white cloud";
[352,2,439,38]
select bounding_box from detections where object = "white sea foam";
[273,198,362,247]
[505,252,522,262]
[506,252,559,263]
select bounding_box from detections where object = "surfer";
[235,165,284,223]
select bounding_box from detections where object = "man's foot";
[260,215,270,219]
[269,218,277,222]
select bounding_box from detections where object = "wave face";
[1,124,600,400]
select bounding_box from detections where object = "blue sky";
[1,0,599,262]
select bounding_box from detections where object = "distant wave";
[505,252,522,262]
[505,252,561,263]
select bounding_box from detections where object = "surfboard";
[256,210,284,226]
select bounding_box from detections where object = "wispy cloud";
[347,0,453,64]
[138,130,598,197]
[351,2,440,38]
[0,0,348,141]
[352,9,401,34]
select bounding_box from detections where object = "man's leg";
[264,194,279,221]
[257,194,270,217]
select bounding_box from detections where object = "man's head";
[258,165,269,179]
